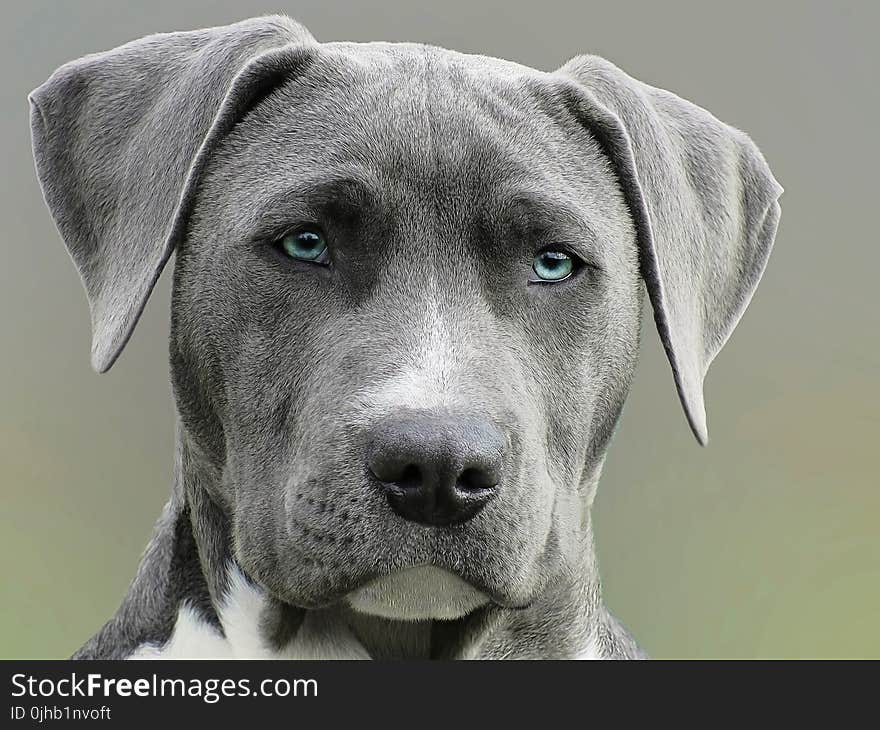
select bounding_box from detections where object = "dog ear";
[29,16,316,372]
[555,56,782,444]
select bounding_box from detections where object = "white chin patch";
[346,566,490,621]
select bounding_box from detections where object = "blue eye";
[278,228,328,264]
[531,250,575,282]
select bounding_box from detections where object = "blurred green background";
[2,0,877,659]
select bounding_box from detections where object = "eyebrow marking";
[249,171,384,237]
[499,187,597,237]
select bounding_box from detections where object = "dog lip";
[345,564,491,620]
[343,562,530,613]
[254,564,530,615]
[242,546,527,613]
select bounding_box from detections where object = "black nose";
[367,412,504,527]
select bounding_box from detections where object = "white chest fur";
[128,567,369,660]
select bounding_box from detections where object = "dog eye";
[530,250,577,283]
[277,228,329,264]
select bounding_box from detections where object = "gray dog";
[30,16,781,659]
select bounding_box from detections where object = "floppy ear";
[554,55,783,444]
[29,16,316,372]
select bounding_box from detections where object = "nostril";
[457,466,498,493]
[398,464,422,490]
[368,455,424,490]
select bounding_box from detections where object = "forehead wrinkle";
[335,51,526,201]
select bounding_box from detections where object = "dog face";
[30,17,781,619]
[171,46,642,611]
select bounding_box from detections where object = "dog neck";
[75,432,642,659]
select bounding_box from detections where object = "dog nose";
[367,412,504,527]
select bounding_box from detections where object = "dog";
[29,15,781,659]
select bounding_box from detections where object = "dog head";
[30,17,781,618]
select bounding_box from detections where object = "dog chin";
[345,565,491,621]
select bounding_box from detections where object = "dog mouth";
[246,549,534,617]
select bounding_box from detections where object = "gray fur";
[29,16,781,659]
